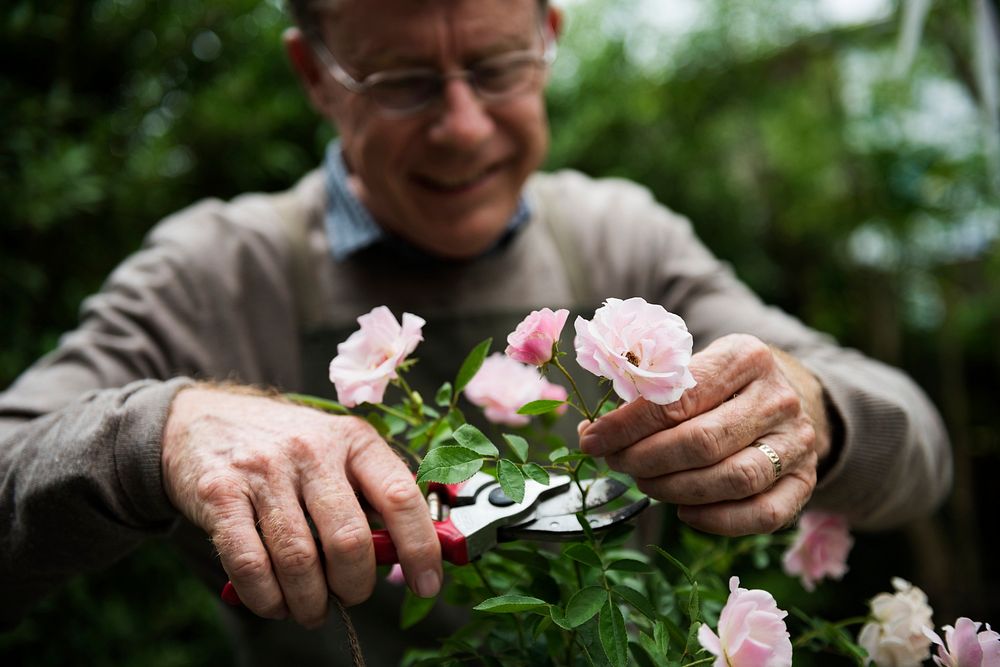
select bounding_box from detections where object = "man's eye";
[371,76,438,105]
[474,61,529,92]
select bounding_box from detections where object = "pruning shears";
[372,471,649,565]
[221,472,648,605]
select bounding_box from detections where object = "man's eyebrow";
[343,32,537,72]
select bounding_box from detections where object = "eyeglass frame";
[307,25,557,118]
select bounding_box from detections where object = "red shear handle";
[373,518,469,566]
[220,518,469,606]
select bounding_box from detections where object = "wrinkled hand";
[161,386,442,628]
[579,334,832,536]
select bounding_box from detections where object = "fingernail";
[579,432,601,455]
[414,569,441,598]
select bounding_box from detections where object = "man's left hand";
[579,333,832,536]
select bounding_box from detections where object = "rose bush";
[310,300,979,667]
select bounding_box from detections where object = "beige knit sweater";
[0,168,951,662]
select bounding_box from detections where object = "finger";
[633,435,807,505]
[580,334,773,456]
[302,470,379,607]
[252,479,328,627]
[605,383,799,477]
[348,435,442,600]
[208,491,288,620]
[675,467,817,536]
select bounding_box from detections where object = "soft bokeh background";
[2,0,997,664]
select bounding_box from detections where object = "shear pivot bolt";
[488,487,516,507]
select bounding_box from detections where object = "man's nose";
[428,77,494,148]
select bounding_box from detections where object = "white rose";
[858,578,934,666]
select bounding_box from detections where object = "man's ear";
[546,5,563,40]
[283,27,334,115]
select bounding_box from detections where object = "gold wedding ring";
[755,442,782,481]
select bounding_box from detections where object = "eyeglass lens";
[369,55,542,114]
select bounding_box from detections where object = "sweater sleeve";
[0,194,302,626]
[534,171,953,530]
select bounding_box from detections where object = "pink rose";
[464,353,566,426]
[858,578,934,666]
[697,576,793,667]
[328,306,425,407]
[927,618,1000,667]
[781,511,853,591]
[573,297,696,405]
[505,308,570,366]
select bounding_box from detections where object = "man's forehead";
[317,0,540,63]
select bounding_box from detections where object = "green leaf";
[612,585,658,622]
[684,583,701,655]
[606,558,653,573]
[549,605,571,630]
[648,545,696,585]
[455,338,492,394]
[285,393,350,414]
[365,412,391,438]
[548,446,570,462]
[452,423,499,457]
[575,511,597,543]
[685,620,701,657]
[384,414,408,437]
[653,620,670,656]
[597,398,619,417]
[563,586,607,628]
[473,594,547,613]
[686,581,700,623]
[429,424,454,448]
[416,446,483,484]
[550,448,587,464]
[401,589,437,629]
[406,421,434,440]
[497,458,526,503]
[600,597,628,667]
[502,433,530,463]
[435,381,453,407]
[532,613,553,639]
[516,399,566,415]
[521,463,550,485]
[565,543,602,569]
[636,633,667,666]
[446,408,466,430]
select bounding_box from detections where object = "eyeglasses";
[311,33,556,118]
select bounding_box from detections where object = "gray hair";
[286,0,549,33]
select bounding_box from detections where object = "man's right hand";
[160,385,443,628]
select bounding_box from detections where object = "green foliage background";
[2,0,997,663]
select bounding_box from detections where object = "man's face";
[312,0,553,259]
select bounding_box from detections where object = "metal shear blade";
[500,477,650,541]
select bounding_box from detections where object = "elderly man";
[0,0,950,663]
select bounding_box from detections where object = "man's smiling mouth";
[413,162,505,193]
